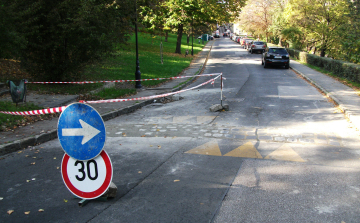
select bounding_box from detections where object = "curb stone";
[0,41,215,156]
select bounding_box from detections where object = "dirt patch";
[0,59,31,82]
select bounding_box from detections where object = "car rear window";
[269,48,288,54]
[254,42,265,45]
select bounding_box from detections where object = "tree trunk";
[175,24,184,54]
[187,34,190,44]
[279,35,282,47]
[320,48,326,57]
[165,31,168,42]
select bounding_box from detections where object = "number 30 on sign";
[61,150,113,199]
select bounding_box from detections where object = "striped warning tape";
[0,106,67,116]
[80,74,221,104]
[0,74,222,115]
[25,73,221,84]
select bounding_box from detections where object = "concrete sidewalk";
[0,41,214,155]
[290,60,360,130]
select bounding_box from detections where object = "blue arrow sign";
[58,103,106,160]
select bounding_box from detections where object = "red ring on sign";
[61,150,113,199]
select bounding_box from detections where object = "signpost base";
[77,197,108,207]
[75,182,117,207]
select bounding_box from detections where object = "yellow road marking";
[197,116,216,124]
[223,142,263,159]
[173,116,195,123]
[265,144,305,162]
[185,140,222,156]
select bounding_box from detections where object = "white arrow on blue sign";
[58,103,106,161]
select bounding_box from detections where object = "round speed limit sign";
[61,150,113,199]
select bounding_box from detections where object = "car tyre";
[263,60,268,68]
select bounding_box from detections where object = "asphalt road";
[1,38,360,223]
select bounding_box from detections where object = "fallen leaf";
[174,180,180,182]
[53,157,56,159]
[138,171,142,174]
[64,199,68,203]
[32,178,36,181]
[18,151,22,153]
[32,157,36,159]
[7,210,14,215]
[172,136,177,139]
[157,145,161,149]
[31,162,35,165]
[149,145,153,147]
[141,135,146,137]
[24,211,30,215]
[38,209,44,212]
[26,180,30,182]
[57,167,59,169]
[25,155,29,157]
[0,197,3,200]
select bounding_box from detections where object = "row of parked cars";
[231,35,267,54]
[229,34,290,69]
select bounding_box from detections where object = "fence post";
[220,73,223,107]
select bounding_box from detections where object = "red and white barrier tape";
[0,74,222,115]
[25,73,221,84]
[0,106,67,116]
[80,74,222,104]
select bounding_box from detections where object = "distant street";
[2,37,360,223]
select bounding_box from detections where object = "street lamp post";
[134,0,142,89]
[191,17,194,56]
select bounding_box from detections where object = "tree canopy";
[140,0,246,54]
[239,0,359,62]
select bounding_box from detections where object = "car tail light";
[252,45,255,47]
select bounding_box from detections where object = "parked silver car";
[250,41,267,54]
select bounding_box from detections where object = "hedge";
[286,48,360,83]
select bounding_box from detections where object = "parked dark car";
[262,46,290,69]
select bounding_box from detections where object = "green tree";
[284,0,348,57]
[340,0,360,63]
[0,0,25,58]
[11,0,134,81]
[142,0,245,54]
[238,0,276,41]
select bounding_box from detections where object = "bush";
[288,48,360,84]
[306,54,323,68]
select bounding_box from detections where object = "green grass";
[92,88,137,100]
[0,101,45,130]
[27,32,205,95]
